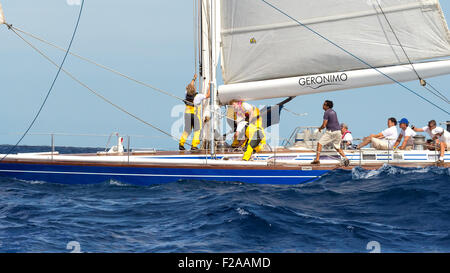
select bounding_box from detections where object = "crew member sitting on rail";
[179,74,210,151]
[393,118,416,150]
[431,127,450,163]
[357,117,398,150]
[411,120,439,150]
[340,123,353,149]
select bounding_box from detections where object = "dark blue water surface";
[0,145,449,253]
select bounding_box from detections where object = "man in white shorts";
[432,127,450,163]
[357,118,398,150]
[311,100,349,166]
[393,118,416,150]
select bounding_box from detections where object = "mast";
[199,0,219,156]
[209,0,216,157]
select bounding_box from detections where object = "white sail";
[0,3,6,25]
[218,59,450,102]
[220,0,450,85]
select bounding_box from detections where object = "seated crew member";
[393,118,416,150]
[340,123,353,149]
[431,127,450,163]
[411,120,439,150]
[179,74,210,151]
[357,117,398,150]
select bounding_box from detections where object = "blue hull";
[0,162,328,185]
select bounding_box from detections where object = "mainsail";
[217,0,450,102]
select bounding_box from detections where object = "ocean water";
[0,145,449,253]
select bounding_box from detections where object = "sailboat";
[0,0,449,186]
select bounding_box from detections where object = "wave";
[1,145,450,252]
[351,164,450,180]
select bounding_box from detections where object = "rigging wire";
[10,25,189,104]
[10,26,309,123]
[425,83,450,104]
[8,25,303,141]
[7,28,188,147]
[260,0,450,115]
[375,1,449,104]
[1,0,85,161]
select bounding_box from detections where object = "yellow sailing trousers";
[242,124,266,161]
[180,105,202,148]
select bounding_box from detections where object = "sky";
[0,0,449,150]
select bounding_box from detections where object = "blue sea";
[0,145,449,253]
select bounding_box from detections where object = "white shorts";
[319,130,342,149]
[371,138,389,150]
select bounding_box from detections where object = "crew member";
[432,127,450,163]
[311,100,350,166]
[340,123,353,149]
[393,118,416,150]
[230,100,263,129]
[229,100,266,160]
[179,74,210,151]
[357,117,398,150]
[411,120,439,150]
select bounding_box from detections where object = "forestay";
[220,0,450,85]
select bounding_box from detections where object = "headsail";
[0,3,6,25]
[218,0,450,102]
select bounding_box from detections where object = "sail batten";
[220,0,450,86]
